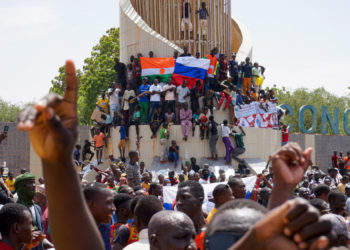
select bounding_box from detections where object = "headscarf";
[14,172,36,207]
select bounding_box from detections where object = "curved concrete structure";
[119,0,253,62]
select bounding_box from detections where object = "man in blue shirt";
[74,144,81,164]
[236,88,244,108]
[138,77,150,124]
[242,57,252,96]
[196,2,209,40]
[229,52,239,86]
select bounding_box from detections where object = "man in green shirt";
[232,126,246,162]
[160,123,169,164]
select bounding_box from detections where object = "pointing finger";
[64,60,78,104]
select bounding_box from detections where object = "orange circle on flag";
[159,68,165,74]
[207,68,213,74]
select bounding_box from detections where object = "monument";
[119,0,253,62]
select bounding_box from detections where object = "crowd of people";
[89,46,275,166]
[108,47,269,132]
[0,61,349,249]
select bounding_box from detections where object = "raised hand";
[18,60,104,250]
[18,60,78,163]
[231,198,331,250]
[270,143,312,187]
[268,143,312,210]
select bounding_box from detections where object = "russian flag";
[172,57,210,89]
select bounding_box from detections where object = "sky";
[0,0,349,104]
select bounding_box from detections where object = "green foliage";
[270,85,350,135]
[0,98,33,122]
[50,28,120,124]
[50,66,82,96]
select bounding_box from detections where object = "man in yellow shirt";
[207,184,234,222]
[141,172,151,192]
[96,90,109,114]
[337,176,349,194]
[5,171,15,192]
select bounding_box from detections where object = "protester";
[227,176,246,199]
[159,123,169,164]
[242,57,252,96]
[149,106,163,139]
[162,79,176,113]
[108,84,121,119]
[199,107,209,140]
[122,196,163,250]
[126,151,141,188]
[126,105,140,139]
[168,141,180,168]
[113,196,139,250]
[281,124,289,146]
[93,128,106,164]
[14,173,53,250]
[231,127,246,162]
[114,58,127,90]
[110,194,133,244]
[148,79,162,123]
[229,53,239,85]
[122,84,136,124]
[84,182,116,250]
[207,184,234,222]
[138,78,151,124]
[208,116,218,161]
[176,180,206,250]
[82,139,94,161]
[97,90,110,114]
[221,120,234,165]
[190,80,201,113]
[148,210,197,250]
[5,171,15,193]
[0,203,41,250]
[195,2,209,40]
[180,103,192,141]
[176,80,190,108]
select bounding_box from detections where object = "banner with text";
[234,102,279,128]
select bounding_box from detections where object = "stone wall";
[0,122,30,175]
[0,122,91,177]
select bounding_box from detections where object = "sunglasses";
[205,232,244,250]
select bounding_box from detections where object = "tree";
[0,98,33,122]
[50,27,120,124]
[50,66,82,96]
[271,85,350,135]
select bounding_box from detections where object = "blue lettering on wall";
[298,105,317,134]
[343,109,350,135]
[321,106,339,135]
[281,104,350,135]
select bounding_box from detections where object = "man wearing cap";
[15,173,53,250]
[229,52,239,86]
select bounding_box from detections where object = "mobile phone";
[3,125,9,134]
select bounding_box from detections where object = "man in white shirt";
[176,80,190,124]
[162,78,176,113]
[123,196,163,250]
[221,120,234,165]
[176,80,191,105]
[108,83,121,119]
[148,79,162,123]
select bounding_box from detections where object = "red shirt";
[332,155,339,168]
[282,128,289,142]
[0,242,14,250]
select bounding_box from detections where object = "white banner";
[163,176,257,213]
[234,102,279,128]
